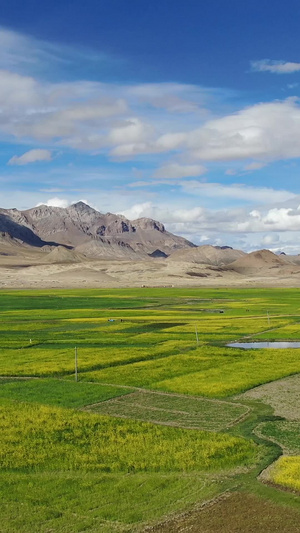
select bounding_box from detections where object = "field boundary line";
[142,489,233,532]
[253,421,291,455]
[83,387,252,430]
[86,381,251,408]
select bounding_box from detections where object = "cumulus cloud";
[107,118,155,156]
[186,99,300,162]
[0,70,41,108]
[0,69,131,151]
[121,202,241,235]
[237,206,300,232]
[36,197,69,208]
[109,97,300,163]
[120,202,155,220]
[153,163,206,179]
[4,47,300,166]
[4,27,300,169]
[8,149,52,166]
[36,197,100,210]
[251,60,300,74]
[120,197,300,247]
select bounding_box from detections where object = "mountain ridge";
[0,202,194,259]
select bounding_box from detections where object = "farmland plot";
[87,390,249,430]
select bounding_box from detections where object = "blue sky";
[2,0,300,252]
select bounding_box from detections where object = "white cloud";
[40,188,65,193]
[4,27,300,168]
[120,202,155,220]
[36,197,69,208]
[3,37,300,167]
[36,197,100,211]
[237,207,300,232]
[154,163,206,179]
[127,179,295,207]
[251,60,300,74]
[243,161,267,171]
[107,97,300,164]
[180,181,295,204]
[262,234,280,246]
[127,83,207,113]
[120,196,300,250]
[186,98,300,162]
[0,26,112,77]
[8,149,52,166]
[108,117,153,147]
[156,132,187,151]
[0,69,41,108]
[225,168,237,176]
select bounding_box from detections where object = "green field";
[1,288,300,532]
[88,390,249,430]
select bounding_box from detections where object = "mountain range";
[1,202,300,288]
[0,201,193,259]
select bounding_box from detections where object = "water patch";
[227,341,300,349]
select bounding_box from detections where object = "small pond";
[227,341,300,349]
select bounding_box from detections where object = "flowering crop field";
[0,400,257,473]
[258,419,300,493]
[1,288,300,532]
[269,456,300,492]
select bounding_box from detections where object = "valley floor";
[1,288,300,532]
[2,257,300,289]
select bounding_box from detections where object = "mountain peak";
[0,202,195,256]
[70,201,93,211]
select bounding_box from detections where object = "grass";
[0,378,130,408]
[0,471,219,533]
[259,421,300,454]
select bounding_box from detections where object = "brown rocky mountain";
[167,244,245,266]
[0,202,194,259]
[3,202,300,287]
[226,249,289,274]
[2,206,300,287]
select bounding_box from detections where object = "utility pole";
[195,325,199,346]
[75,346,78,382]
[267,310,270,326]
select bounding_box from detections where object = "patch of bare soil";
[144,492,300,532]
[241,374,300,420]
